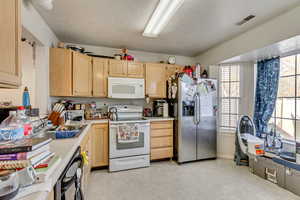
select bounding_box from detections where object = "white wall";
[22,0,59,47]
[195,5,300,65]
[210,62,255,159]
[66,43,196,66]
[21,0,60,115]
[0,43,36,106]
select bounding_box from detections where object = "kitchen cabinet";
[108,60,127,77]
[150,120,173,161]
[50,48,93,97]
[92,123,109,167]
[127,62,144,78]
[73,52,92,96]
[145,63,166,98]
[253,156,267,179]
[47,189,54,200]
[80,129,92,199]
[0,0,21,88]
[109,60,144,78]
[285,168,300,196]
[50,48,73,96]
[92,58,108,97]
[165,64,183,80]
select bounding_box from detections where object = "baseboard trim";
[217,155,234,160]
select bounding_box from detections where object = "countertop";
[16,117,173,199]
[143,117,175,121]
[15,119,108,200]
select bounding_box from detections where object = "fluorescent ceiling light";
[143,0,184,38]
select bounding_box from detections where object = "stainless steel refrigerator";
[173,75,218,163]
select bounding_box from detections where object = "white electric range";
[108,105,150,172]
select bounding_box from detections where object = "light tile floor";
[87,159,300,200]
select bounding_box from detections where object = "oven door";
[109,122,150,158]
[108,77,145,99]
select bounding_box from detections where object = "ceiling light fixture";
[143,0,184,38]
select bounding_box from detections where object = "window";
[219,64,240,132]
[270,54,300,141]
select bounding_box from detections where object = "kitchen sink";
[35,124,88,139]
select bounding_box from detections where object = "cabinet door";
[145,63,166,98]
[0,0,21,87]
[108,60,127,77]
[92,58,108,97]
[92,124,109,167]
[50,48,73,96]
[80,130,92,199]
[127,62,144,78]
[73,52,92,96]
[285,169,300,196]
[165,64,183,80]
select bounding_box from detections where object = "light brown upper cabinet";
[127,62,144,78]
[0,0,21,88]
[165,64,183,81]
[109,60,144,78]
[145,63,166,98]
[108,60,127,77]
[50,48,92,97]
[50,48,73,96]
[73,52,92,97]
[92,58,108,97]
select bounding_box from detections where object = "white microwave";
[108,77,145,99]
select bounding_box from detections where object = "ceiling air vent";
[236,15,256,26]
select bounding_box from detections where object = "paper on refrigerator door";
[200,95,214,116]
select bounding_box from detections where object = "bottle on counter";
[22,86,31,109]
[17,106,32,137]
[0,111,24,141]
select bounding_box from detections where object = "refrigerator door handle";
[197,93,201,124]
[193,94,198,125]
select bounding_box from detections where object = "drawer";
[253,157,267,179]
[151,129,173,137]
[151,147,173,160]
[151,121,173,129]
[151,136,173,148]
[285,168,300,196]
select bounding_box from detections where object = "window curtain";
[253,57,280,137]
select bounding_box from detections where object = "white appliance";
[109,105,150,172]
[108,77,145,99]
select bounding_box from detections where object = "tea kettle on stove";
[108,107,118,121]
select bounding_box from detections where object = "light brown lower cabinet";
[47,189,54,200]
[92,123,109,167]
[80,129,92,198]
[150,120,174,161]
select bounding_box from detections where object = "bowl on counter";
[0,170,19,200]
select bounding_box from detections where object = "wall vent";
[236,15,256,26]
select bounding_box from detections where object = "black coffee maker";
[0,107,18,123]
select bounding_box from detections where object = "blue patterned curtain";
[253,57,280,137]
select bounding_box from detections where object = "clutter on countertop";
[48,103,65,126]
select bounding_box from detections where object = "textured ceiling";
[32,0,300,56]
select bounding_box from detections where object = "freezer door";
[196,116,217,160]
[178,80,197,163]
[196,79,217,160]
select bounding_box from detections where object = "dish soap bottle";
[22,87,31,108]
